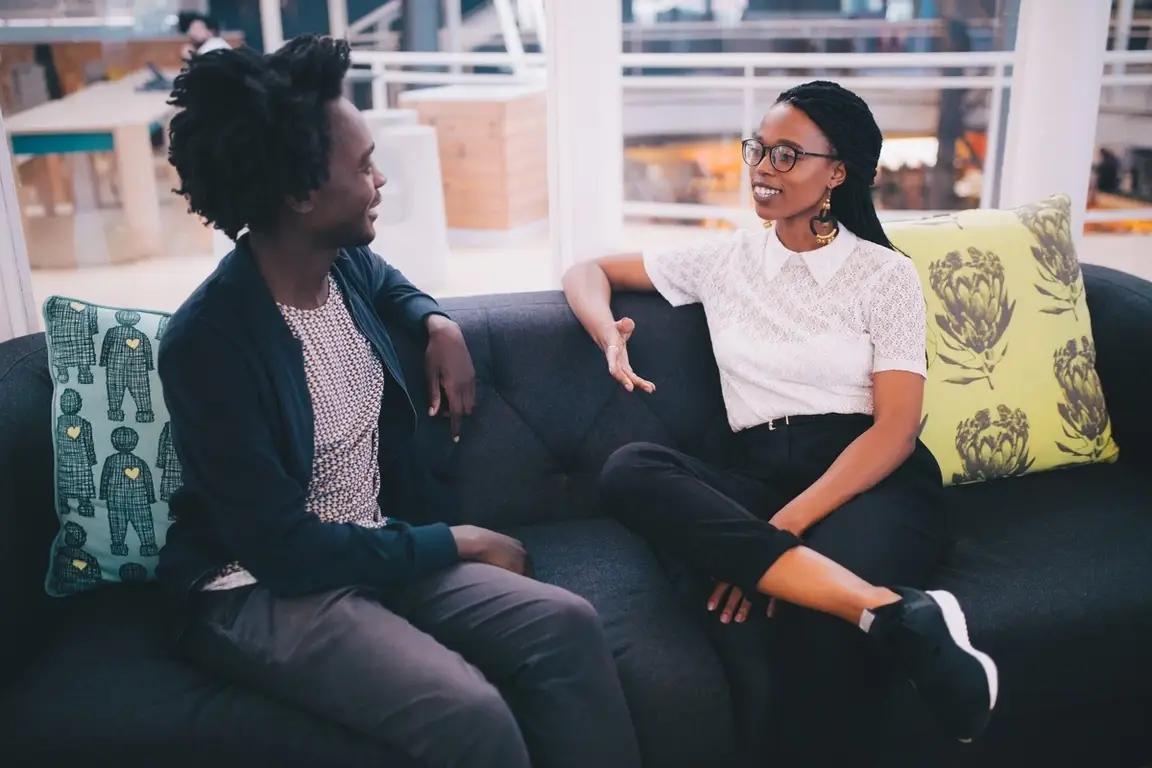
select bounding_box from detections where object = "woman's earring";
[762,219,774,229]
[809,191,838,245]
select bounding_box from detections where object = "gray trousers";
[183,563,643,768]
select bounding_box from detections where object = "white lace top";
[642,224,927,432]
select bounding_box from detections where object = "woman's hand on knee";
[708,581,757,624]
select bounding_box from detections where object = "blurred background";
[0,0,1149,315]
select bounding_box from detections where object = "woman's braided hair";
[775,80,895,251]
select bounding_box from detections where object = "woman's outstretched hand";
[601,317,656,393]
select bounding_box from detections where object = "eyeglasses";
[741,138,838,173]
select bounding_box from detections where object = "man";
[176,11,230,61]
[158,34,642,768]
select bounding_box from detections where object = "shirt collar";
[762,223,859,286]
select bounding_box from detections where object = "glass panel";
[622,67,1007,230]
[1091,78,1152,235]
[6,0,558,307]
[618,0,1018,236]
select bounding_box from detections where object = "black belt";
[750,412,872,433]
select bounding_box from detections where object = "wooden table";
[399,84,549,237]
[5,69,178,263]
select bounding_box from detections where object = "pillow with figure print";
[42,296,182,596]
[886,192,1119,486]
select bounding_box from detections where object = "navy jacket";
[155,236,460,599]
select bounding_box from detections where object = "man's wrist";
[449,524,482,559]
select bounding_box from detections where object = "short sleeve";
[641,232,739,307]
[868,258,928,377]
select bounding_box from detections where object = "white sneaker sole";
[927,589,1000,741]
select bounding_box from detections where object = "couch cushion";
[408,292,739,531]
[508,518,739,768]
[39,297,185,595]
[0,585,417,768]
[0,519,735,768]
[888,193,1120,486]
[929,462,1152,716]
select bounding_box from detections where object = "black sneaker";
[864,587,999,743]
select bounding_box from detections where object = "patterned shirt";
[202,276,387,591]
[643,224,927,431]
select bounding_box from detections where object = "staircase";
[347,0,513,52]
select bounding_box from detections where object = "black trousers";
[182,563,643,768]
[597,413,947,767]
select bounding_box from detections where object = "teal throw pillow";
[41,296,182,596]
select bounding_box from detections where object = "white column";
[1115,0,1134,75]
[0,110,39,342]
[259,0,285,51]
[444,0,462,72]
[999,0,1111,248]
[545,0,623,285]
[328,0,349,38]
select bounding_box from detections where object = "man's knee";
[416,678,527,765]
[516,584,613,673]
[536,585,603,641]
[597,441,672,502]
[455,682,522,735]
[446,681,527,764]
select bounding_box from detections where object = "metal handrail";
[351,50,546,66]
[347,0,401,37]
[350,49,1012,68]
[1103,50,1152,64]
[621,201,1151,224]
[619,50,1013,68]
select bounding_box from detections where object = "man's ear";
[286,192,315,215]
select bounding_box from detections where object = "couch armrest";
[0,333,66,690]
[1083,264,1152,470]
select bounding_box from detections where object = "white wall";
[0,109,38,342]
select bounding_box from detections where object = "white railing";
[349,15,997,49]
[0,15,134,28]
[347,0,401,38]
[348,47,1152,226]
[349,50,545,109]
[0,0,133,26]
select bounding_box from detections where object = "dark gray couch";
[2,263,1151,767]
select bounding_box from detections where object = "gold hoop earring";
[810,191,838,246]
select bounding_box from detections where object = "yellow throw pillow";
[887,193,1119,486]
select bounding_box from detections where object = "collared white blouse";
[642,224,927,432]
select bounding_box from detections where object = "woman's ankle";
[865,587,901,610]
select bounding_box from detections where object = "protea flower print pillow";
[887,193,1119,486]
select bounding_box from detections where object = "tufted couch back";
[394,291,737,529]
[3,266,1151,688]
[0,290,734,684]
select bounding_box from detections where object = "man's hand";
[425,315,476,442]
[599,317,655,393]
[451,525,534,578]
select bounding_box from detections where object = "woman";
[563,81,997,764]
